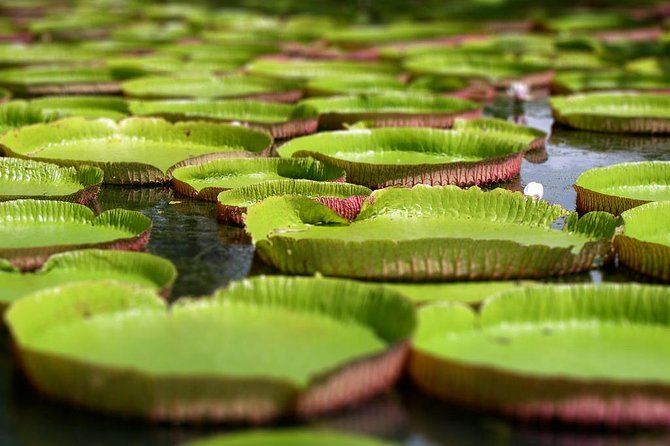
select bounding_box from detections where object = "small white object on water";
[523,182,544,200]
[507,82,531,101]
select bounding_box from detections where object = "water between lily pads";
[1,97,669,446]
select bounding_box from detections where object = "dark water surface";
[1,98,669,445]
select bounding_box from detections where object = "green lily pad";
[246,186,617,280]
[0,158,103,203]
[410,283,670,427]
[0,66,120,96]
[384,281,535,305]
[552,70,670,94]
[0,43,99,66]
[307,75,406,97]
[29,95,130,119]
[404,54,554,87]
[297,93,481,130]
[550,93,670,134]
[324,22,468,48]
[122,74,303,102]
[452,117,547,151]
[575,162,670,215]
[277,128,526,188]
[106,54,186,79]
[217,179,372,225]
[0,97,129,134]
[0,117,273,184]
[615,201,670,281]
[0,249,176,309]
[0,101,46,134]
[247,58,399,81]
[128,99,318,139]
[545,12,637,33]
[184,429,399,446]
[110,21,192,44]
[172,158,346,201]
[0,199,151,271]
[5,276,414,422]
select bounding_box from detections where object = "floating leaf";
[410,284,670,427]
[0,199,151,270]
[172,158,345,201]
[575,161,670,214]
[0,117,273,184]
[277,128,526,188]
[246,186,617,280]
[5,276,414,422]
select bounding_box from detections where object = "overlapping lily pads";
[246,58,399,81]
[129,99,318,139]
[404,54,554,88]
[551,93,670,134]
[615,201,670,281]
[5,276,414,422]
[277,128,526,188]
[410,284,670,427]
[0,158,103,203]
[552,70,670,94]
[122,74,304,102]
[0,117,273,184]
[0,66,120,96]
[298,93,481,129]
[172,158,346,201]
[246,186,617,280]
[0,249,176,309]
[384,281,535,305]
[217,179,372,225]
[452,117,547,151]
[184,429,399,446]
[0,199,151,270]
[575,162,670,214]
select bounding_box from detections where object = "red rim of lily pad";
[410,284,670,428]
[6,276,414,423]
[0,200,152,271]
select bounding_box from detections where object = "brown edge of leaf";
[615,234,670,282]
[410,347,670,428]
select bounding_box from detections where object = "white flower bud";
[523,181,544,200]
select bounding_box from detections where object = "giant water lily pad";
[0,117,273,184]
[122,74,304,102]
[27,95,130,120]
[575,162,670,215]
[0,199,151,270]
[0,43,99,66]
[615,201,670,281]
[184,429,399,446]
[0,66,120,96]
[172,158,346,201]
[384,281,535,305]
[404,54,554,88]
[297,93,481,129]
[277,128,526,188]
[0,101,49,134]
[550,93,670,134]
[0,249,176,309]
[0,97,129,134]
[246,58,399,81]
[5,276,414,422]
[0,158,103,203]
[452,117,547,151]
[246,186,617,280]
[217,179,372,225]
[128,99,318,139]
[552,70,670,94]
[306,75,406,97]
[410,284,670,427]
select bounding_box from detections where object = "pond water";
[1,97,669,445]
